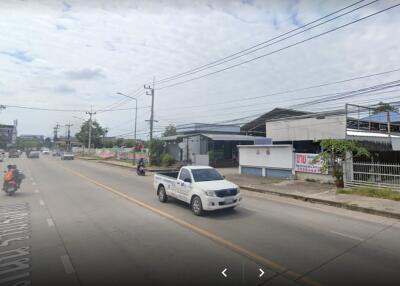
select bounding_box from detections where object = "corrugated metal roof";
[201,133,259,141]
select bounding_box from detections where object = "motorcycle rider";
[137,158,145,174]
[3,165,14,190]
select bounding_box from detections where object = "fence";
[344,160,400,190]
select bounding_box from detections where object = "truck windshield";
[191,169,224,182]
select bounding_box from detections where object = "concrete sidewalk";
[219,168,400,220]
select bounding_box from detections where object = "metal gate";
[344,160,400,190]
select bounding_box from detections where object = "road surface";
[0,156,399,286]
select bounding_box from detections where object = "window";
[191,168,224,182]
[179,168,191,182]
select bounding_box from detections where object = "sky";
[0,0,399,139]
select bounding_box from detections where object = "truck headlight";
[204,190,216,197]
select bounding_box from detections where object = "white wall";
[238,145,293,169]
[266,115,346,142]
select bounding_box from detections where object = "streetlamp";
[116,92,137,165]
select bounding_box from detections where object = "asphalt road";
[0,155,399,286]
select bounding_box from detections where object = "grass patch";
[338,186,400,201]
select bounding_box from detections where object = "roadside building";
[162,123,263,167]
[0,120,17,149]
[55,136,83,151]
[238,103,400,186]
[241,108,309,137]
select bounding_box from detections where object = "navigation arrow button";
[221,268,228,278]
[259,268,264,278]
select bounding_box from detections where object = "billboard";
[295,153,325,174]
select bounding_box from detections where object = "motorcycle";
[136,165,145,176]
[3,167,24,196]
[4,180,18,195]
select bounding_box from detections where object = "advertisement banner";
[295,153,325,174]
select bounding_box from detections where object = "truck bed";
[156,171,179,179]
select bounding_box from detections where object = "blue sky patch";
[0,50,33,63]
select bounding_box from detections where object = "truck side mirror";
[184,178,191,183]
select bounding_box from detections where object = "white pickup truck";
[154,166,241,216]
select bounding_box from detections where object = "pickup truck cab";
[154,166,241,216]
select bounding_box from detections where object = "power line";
[156,3,400,91]
[155,67,400,112]
[156,79,400,123]
[97,88,146,114]
[155,0,373,85]
[4,104,88,112]
[158,80,400,123]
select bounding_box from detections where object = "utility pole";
[65,123,73,152]
[53,123,60,142]
[144,76,155,141]
[86,106,96,155]
[145,77,155,165]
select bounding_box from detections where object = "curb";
[95,160,177,173]
[240,185,400,220]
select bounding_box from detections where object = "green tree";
[162,124,177,137]
[76,120,106,148]
[148,138,164,165]
[116,138,124,147]
[124,139,136,148]
[103,140,115,148]
[44,137,52,149]
[317,139,369,188]
[16,138,43,150]
[373,102,398,114]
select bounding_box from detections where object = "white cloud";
[0,0,399,138]
[64,68,106,80]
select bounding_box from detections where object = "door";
[177,168,192,203]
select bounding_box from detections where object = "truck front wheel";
[158,185,168,203]
[191,196,204,216]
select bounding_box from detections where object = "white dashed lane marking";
[330,230,363,241]
[34,190,39,193]
[60,255,75,274]
[39,200,45,206]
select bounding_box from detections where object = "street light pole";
[116,92,138,165]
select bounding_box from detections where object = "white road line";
[30,177,33,181]
[34,189,39,193]
[39,200,45,206]
[60,255,75,274]
[32,182,36,186]
[46,218,54,227]
[330,230,363,241]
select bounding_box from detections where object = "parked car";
[61,152,74,160]
[42,149,50,155]
[27,151,40,158]
[154,166,241,216]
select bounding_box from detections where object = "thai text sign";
[295,153,324,174]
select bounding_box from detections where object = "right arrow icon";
[259,268,264,278]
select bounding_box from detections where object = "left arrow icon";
[221,268,228,278]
